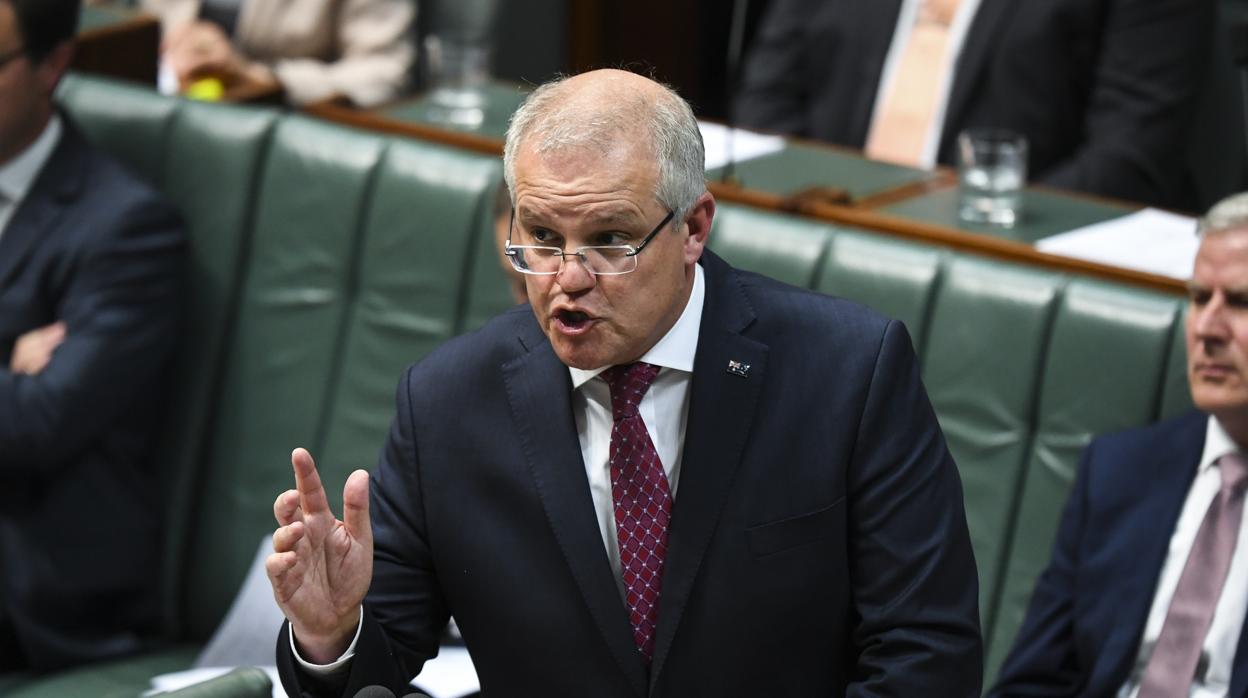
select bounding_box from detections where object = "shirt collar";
[568,262,705,389]
[1200,415,1244,474]
[0,115,62,204]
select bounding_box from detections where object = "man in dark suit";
[735,0,1214,211]
[992,192,1248,696]
[0,0,185,674]
[268,68,981,697]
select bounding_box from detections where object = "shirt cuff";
[289,606,364,676]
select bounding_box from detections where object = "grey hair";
[502,73,706,221]
[1198,192,1248,237]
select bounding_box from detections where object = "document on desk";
[1035,208,1199,280]
[699,121,787,170]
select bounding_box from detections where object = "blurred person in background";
[142,0,416,106]
[0,0,185,673]
[735,0,1214,211]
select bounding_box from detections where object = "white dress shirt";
[869,0,984,168]
[295,264,707,671]
[1119,417,1248,698]
[0,115,62,239]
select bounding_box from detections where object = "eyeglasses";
[504,210,676,276]
[0,45,25,70]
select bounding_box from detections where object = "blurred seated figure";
[991,192,1248,696]
[141,0,416,106]
[0,0,185,673]
[735,0,1214,211]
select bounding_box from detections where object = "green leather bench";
[3,74,1192,695]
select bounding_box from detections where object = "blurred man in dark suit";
[0,0,185,673]
[736,0,1214,211]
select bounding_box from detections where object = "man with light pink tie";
[994,192,1248,697]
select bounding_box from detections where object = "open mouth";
[554,309,594,333]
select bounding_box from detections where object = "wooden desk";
[76,4,160,86]
[304,85,1184,296]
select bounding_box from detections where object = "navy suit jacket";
[992,410,1248,697]
[735,0,1214,211]
[278,250,982,697]
[0,119,185,672]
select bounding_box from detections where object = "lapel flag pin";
[726,360,751,377]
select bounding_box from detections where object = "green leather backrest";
[921,258,1062,632]
[153,101,279,636]
[315,138,501,488]
[185,117,389,638]
[55,73,178,185]
[708,204,832,288]
[982,282,1184,683]
[818,229,944,355]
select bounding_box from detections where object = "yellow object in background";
[185,78,225,101]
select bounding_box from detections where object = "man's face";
[511,140,710,370]
[1187,228,1248,430]
[0,2,58,166]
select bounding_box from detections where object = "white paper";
[410,646,481,697]
[1035,208,1200,280]
[698,121,786,171]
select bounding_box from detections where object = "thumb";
[342,469,372,547]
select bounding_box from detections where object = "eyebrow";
[515,208,643,230]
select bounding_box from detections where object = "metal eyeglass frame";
[504,209,677,276]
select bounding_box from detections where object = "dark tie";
[1138,452,1248,697]
[604,362,670,664]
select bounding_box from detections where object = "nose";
[553,253,597,294]
[1193,293,1230,341]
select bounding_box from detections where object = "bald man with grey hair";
[272,68,981,697]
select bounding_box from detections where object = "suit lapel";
[649,253,768,689]
[940,0,1014,150]
[1100,412,1207,687]
[502,327,649,697]
[0,122,82,289]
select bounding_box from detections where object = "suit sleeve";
[277,366,450,698]
[0,191,184,474]
[733,0,818,136]
[846,320,983,696]
[988,442,1095,696]
[1037,0,1214,207]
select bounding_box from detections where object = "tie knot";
[603,362,660,418]
[1219,452,1248,493]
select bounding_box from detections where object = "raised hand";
[266,448,373,663]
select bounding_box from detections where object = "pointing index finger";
[291,447,330,516]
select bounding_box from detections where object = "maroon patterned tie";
[603,362,671,664]
[1138,452,1248,696]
